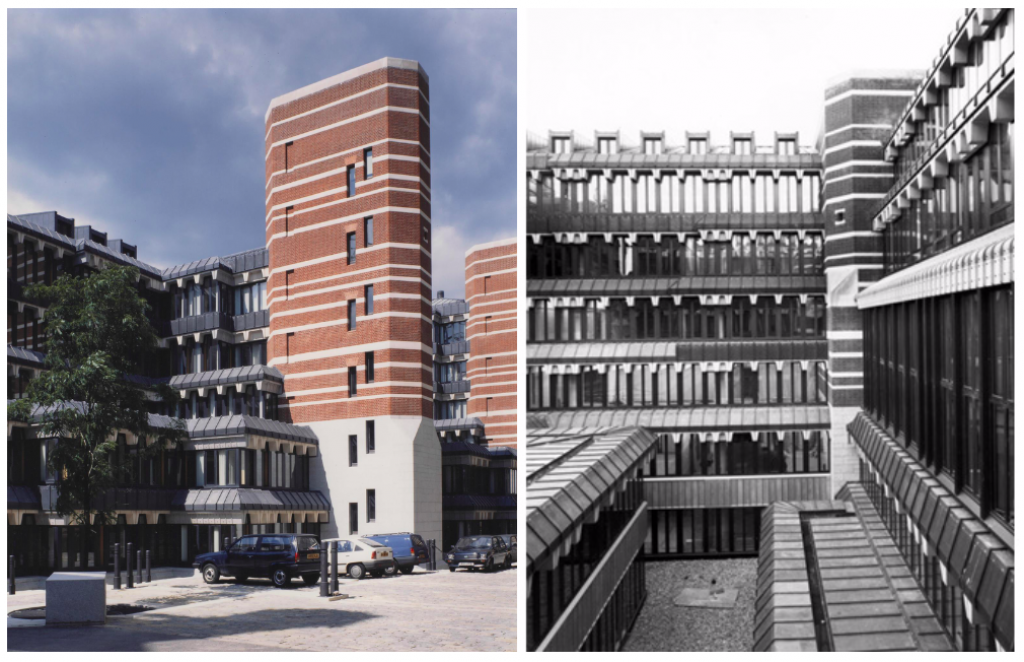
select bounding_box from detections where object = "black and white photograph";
[524,7,1014,653]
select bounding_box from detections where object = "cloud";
[7,8,517,283]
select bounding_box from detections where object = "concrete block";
[45,572,106,625]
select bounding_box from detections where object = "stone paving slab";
[8,566,516,651]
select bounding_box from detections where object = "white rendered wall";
[307,415,441,546]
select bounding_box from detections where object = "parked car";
[366,533,430,575]
[445,535,511,572]
[499,534,517,564]
[321,536,395,579]
[194,533,322,588]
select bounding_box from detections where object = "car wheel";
[202,564,220,584]
[400,565,415,575]
[272,568,291,588]
[302,573,320,586]
[348,563,366,580]
[503,555,512,569]
[371,569,384,578]
[384,562,397,577]
[235,574,249,583]
[449,566,457,572]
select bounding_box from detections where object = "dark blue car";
[365,532,430,575]
[193,533,322,588]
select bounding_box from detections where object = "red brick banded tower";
[265,58,440,541]
[465,238,517,449]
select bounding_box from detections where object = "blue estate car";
[194,533,322,588]
[366,533,430,575]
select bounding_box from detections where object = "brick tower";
[264,58,439,541]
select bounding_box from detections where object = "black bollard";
[330,541,339,594]
[320,546,329,597]
[9,555,15,595]
[146,550,152,584]
[126,542,134,589]
[114,543,121,590]
[136,550,143,584]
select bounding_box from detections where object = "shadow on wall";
[308,453,336,539]
[7,608,380,651]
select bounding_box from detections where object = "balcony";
[168,309,269,338]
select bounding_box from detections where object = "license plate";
[460,562,476,567]
[307,553,319,560]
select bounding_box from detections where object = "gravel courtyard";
[7,566,517,652]
[623,558,757,652]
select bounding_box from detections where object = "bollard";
[126,542,134,589]
[137,549,143,584]
[9,555,15,595]
[330,541,339,594]
[320,546,329,597]
[146,550,152,584]
[114,543,121,590]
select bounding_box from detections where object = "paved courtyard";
[623,558,757,652]
[7,566,517,651]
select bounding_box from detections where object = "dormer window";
[688,139,707,155]
[643,138,663,155]
[778,139,796,156]
[733,139,752,155]
[551,136,570,154]
[598,137,618,155]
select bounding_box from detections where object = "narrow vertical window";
[348,435,357,466]
[347,165,356,198]
[367,489,376,522]
[348,300,356,331]
[284,206,293,235]
[347,232,356,265]
[365,351,374,383]
[348,366,357,397]
[365,284,374,315]
[364,217,373,247]
[366,420,375,453]
[349,503,358,535]
[484,275,492,294]
[284,141,293,172]
[364,148,373,178]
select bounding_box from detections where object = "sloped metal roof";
[432,297,469,317]
[77,239,165,280]
[169,365,284,390]
[161,247,269,280]
[527,211,825,234]
[535,406,830,433]
[527,339,828,364]
[177,488,329,512]
[433,417,484,433]
[526,425,657,573]
[7,344,46,368]
[527,275,826,297]
[528,152,821,170]
[7,213,77,249]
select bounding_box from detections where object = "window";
[364,217,373,247]
[348,366,357,397]
[365,284,373,315]
[347,166,356,197]
[348,503,358,535]
[688,139,707,155]
[778,139,796,155]
[484,275,492,294]
[347,232,356,265]
[364,148,373,178]
[598,137,617,155]
[367,490,376,522]
[349,435,358,467]
[348,300,356,331]
[366,420,375,453]
[284,141,293,171]
[365,351,374,383]
[643,138,662,155]
[733,139,751,155]
[551,136,570,153]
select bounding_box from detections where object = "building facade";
[525,8,1013,652]
[7,57,447,575]
[263,57,440,543]
[8,211,328,576]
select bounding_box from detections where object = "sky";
[526,7,967,148]
[7,8,516,300]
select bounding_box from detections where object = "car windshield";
[359,538,385,548]
[455,537,491,550]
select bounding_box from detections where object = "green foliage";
[7,266,185,526]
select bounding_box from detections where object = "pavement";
[7,565,517,651]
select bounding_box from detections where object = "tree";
[8,265,185,568]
